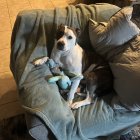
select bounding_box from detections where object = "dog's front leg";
[67,78,81,106]
[71,91,92,109]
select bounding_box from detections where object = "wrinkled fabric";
[110,36,140,111]
[88,7,140,59]
[10,4,140,140]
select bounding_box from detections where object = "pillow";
[110,36,140,111]
[89,6,140,59]
[89,6,140,111]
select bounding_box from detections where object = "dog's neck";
[62,43,79,56]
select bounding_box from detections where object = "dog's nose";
[57,41,65,50]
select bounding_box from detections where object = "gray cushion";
[89,6,140,111]
[110,36,140,111]
[89,6,140,58]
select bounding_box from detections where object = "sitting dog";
[34,24,83,107]
[34,24,113,109]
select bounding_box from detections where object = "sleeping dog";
[71,60,113,109]
[34,24,113,109]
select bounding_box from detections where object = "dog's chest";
[51,45,83,73]
[60,55,75,70]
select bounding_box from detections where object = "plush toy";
[46,58,72,90]
[46,58,83,90]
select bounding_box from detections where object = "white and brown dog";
[34,24,113,109]
[34,24,83,107]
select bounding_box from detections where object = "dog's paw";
[71,100,91,109]
[34,57,49,66]
[70,102,83,109]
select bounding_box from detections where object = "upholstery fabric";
[88,6,140,59]
[10,4,140,140]
[89,6,140,111]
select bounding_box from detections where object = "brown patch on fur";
[56,24,65,40]
[67,26,81,37]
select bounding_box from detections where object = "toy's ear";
[75,28,81,37]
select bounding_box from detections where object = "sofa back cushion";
[89,6,140,59]
[110,36,140,110]
[89,6,140,111]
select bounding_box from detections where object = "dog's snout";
[57,41,65,50]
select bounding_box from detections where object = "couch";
[10,3,140,140]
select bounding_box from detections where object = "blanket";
[10,3,140,140]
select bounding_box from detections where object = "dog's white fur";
[34,25,86,108]
[51,26,83,106]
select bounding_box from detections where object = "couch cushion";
[89,6,140,111]
[110,36,140,111]
[88,6,140,59]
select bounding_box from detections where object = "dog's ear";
[75,28,81,37]
[58,24,65,30]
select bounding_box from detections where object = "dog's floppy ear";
[75,28,81,37]
[58,23,65,29]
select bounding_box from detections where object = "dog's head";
[55,24,80,51]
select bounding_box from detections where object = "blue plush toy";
[46,58,72,90]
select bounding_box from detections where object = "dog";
[34,24,113,109]
[34,24,83,107]
[71,60,113,109]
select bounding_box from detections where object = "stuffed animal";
[34,57,83,90]
[46,58,72,90]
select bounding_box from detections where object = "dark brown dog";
[71,52,113,109]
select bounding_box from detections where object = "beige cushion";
[89,6,140,59]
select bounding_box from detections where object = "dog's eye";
[68,36,72,39]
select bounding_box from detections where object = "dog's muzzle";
[57,41,65,50]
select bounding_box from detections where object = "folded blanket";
[10,3,140,140]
